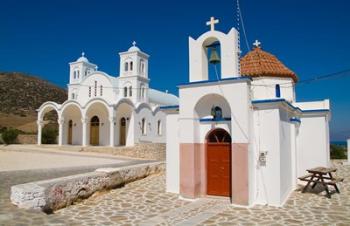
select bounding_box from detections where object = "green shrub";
[42,127,58,144]
[2,128,19,144]
[330,144,347,159]
[0,127,7,133]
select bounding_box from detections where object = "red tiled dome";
[240,46,298,82]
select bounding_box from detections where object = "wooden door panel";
[207,143,231,197]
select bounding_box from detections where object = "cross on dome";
[132,41,137,47]
[206,17,219,31]
[82,52,85,57]
[253,40,261,48]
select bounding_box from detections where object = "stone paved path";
[1,157,350,225]
[57,161,350,225]
[0,146,151,226]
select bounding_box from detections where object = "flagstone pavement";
[1,160,350,225]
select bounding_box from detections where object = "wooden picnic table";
[298,167,343,198]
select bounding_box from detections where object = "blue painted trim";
[159,105,179,110]
[251,98,286,104]
[290,117,301,123]
[252,98,302,112]
[252,98,330,114]
[302,109,330,113]
[178,76,252,87]
[199,117,231,122]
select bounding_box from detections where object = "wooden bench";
[326,177,344,185]
[298,174,313,181]
[299,167,344,198]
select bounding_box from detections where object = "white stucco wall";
[166,113,180,193]
[251,77,295,102]
[294,99,330,111]
[179,80,251,144]
[76,73,116,106]
[253,108,282,206]
[134,107,166,144]
[348,139,350,164]
[296,116,330,178]
[279,111,293,203]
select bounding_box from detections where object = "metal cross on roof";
[206,17,219,31]
[82,51,85,57]
[253,40,261,48]
[132,41,137,46]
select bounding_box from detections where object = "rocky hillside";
[0,72,67,115]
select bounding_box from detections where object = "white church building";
[37,43,178,147]
[37,17,331,207]
[165,18,331,207]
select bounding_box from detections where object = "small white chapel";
[165,17,331,207]
[37,43,178,147]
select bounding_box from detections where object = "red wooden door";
[206,129,231,197]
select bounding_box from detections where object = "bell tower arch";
[188,17,240,82]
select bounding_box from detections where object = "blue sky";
[0,0,349,141]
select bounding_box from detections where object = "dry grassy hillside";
[0,72,67,133]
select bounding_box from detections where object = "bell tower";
[118,42,150,103]
[69,52,97,84]
[188,17,240,82]
[119,41,149,78]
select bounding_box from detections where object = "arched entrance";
[68,120,73,145]
[206,128,231,197]
[90,116,100,145]
[120,117,126,146]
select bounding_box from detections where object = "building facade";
[37,43,178,147]
[165,18,331,207]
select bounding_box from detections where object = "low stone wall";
[16,134,37,144]
[11,162,164,213]
[83,143,166,161]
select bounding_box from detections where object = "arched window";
[88,86,91,97]
[91,116,100,125]
[77,70,80,79]
[94,81,97,96]
[124,87,128,97]
[140,60,145,74]
[141,87,145,98]
[129,86,132,97]
[100,85,103,96]
[207,129,231,143]
[157,120,162,135]
[130,61,133,71]
[73,71,76,79]
[124,62,128,72]
[141,118,146,135]
[275,84,281,98]
[71,93,75,99]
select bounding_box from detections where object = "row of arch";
[38,98,161,121]
[37,98,163,146]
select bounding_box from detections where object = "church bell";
[209,47,220,64]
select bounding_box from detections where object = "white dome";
[128,41,140,52]
[128,46,140,52]
[77,52,89,63]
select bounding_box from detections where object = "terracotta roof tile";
[240,47,298,82]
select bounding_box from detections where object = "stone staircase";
[140,198,231,226]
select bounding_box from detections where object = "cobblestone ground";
[1,161,350,225]
[0,159,149,226]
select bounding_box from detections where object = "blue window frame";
[275,84,281,98]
